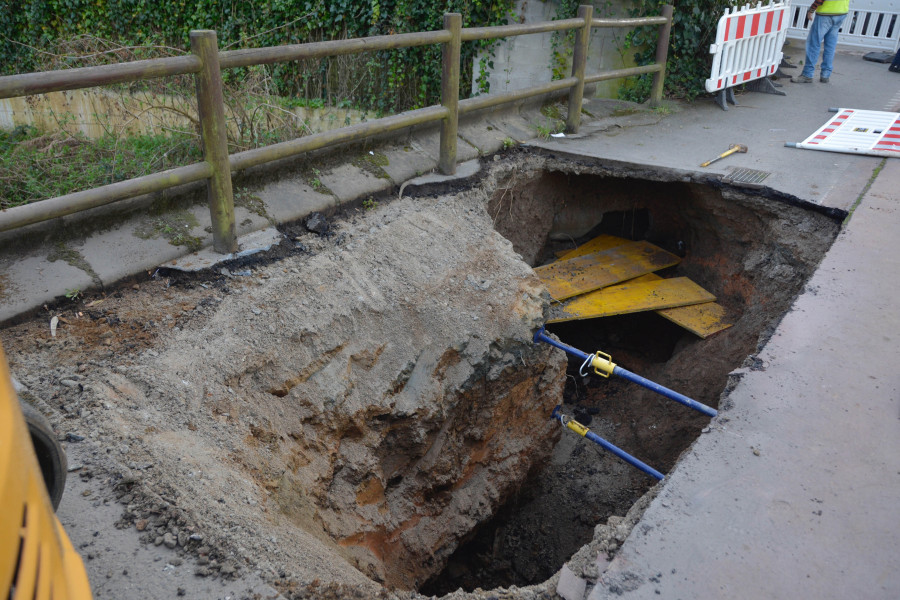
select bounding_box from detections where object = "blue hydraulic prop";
[533,327,717,418]
[551,405,664,480]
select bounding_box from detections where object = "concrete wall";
[472,0,641,100]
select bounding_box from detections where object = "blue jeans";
[803,14,847,78]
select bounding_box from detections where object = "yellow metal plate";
[556,234,631,260]
[657,301,733,339]
[535,240,681,301]
[547,277,716,322]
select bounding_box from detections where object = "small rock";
[154,536,164,546]
[177,588,186,596]
[65,433,85,442]
[60,379,82,389]
[194,566,210,578]
[163,533,177,549]
[170,557,183,567]
[305,212,330,234]
[135,519,149,532]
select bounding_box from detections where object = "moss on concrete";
[47,242,101,287]
[134,211,204,252]
[352,151,390,180]
[234,187,271,221]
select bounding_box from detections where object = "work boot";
[820,76,830,83]
[791,74,814,83]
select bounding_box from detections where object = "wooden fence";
[0,5,673,253]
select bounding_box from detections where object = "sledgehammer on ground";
[700,143,747,167]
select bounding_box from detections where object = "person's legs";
[889,47,900,73]
[820,14,847,79]
[802,15,827,78]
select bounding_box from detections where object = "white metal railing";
[786,0,900,51]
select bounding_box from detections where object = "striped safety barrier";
[706,1,791,111]
[786,108,900,158]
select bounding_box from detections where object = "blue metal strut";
[551,406,664,480]
[534,327,717,418]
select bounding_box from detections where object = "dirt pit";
[2,152,841,599]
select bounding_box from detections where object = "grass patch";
[0,126,202,210]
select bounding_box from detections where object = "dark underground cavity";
[421,167,841,594]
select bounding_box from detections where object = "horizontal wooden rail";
[0,162,213,232]
[585,64,663,84]
[230,106,448,171]
[592,16,669,28]
[459,77,578,115]
[219,30,451,69]
[0,55,201,100]
[461,18,584,41]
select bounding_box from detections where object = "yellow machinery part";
[534,240,681,301]
[0,344,92,600]
[547,276,716,322]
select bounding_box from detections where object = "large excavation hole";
[422,166,842,595]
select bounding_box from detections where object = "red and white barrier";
[706,1,790,109]
[787,108,900,158]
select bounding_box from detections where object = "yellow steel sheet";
[535,240,681,301]
[547,277,716,322]
[657,301,733,338]
[556,234,631,260]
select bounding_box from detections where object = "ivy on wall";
[0,0,517,113]
[622,0,734,102]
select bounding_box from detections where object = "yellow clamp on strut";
[565,417,590,438]
[579,350,616,378]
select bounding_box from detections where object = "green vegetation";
[1,0,517,114]
[621,0,733,102]
[362,197,379,211]
[0,126,201,210]
[502,137,516,150]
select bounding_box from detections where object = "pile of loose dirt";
[4,187,568,597]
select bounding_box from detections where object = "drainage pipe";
[552,406,664,480]
[533,327,717,418]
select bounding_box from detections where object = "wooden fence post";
[439,13,462,176]
[566,4,594,134]
[190,30,237,254]
[650,5,674,107]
